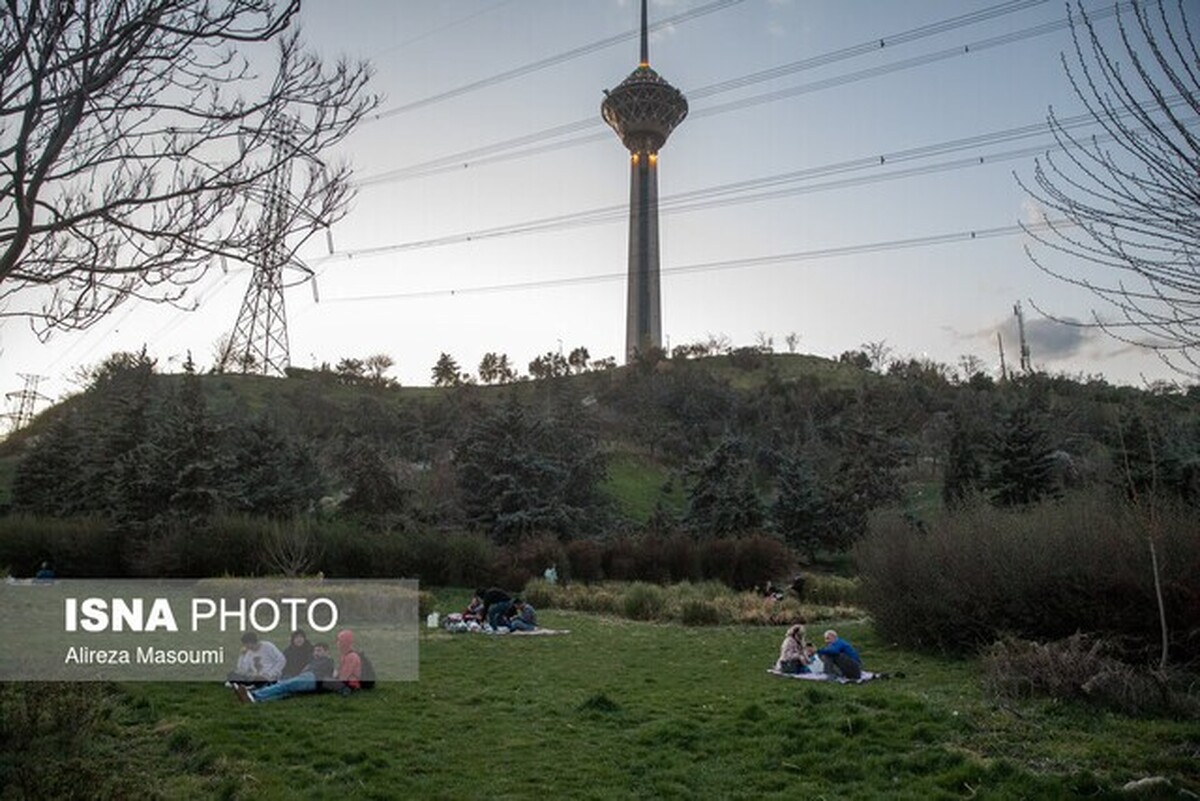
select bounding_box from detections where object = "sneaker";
[235,685,254,704]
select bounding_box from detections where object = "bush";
[731,534,794,591]
[566,539,603,583]
[856,492,1200,657]
[0,515,122,577]
[698,539,737,586]
[0,682,122,797]
[622,582,667,621]
[982,634,1200,718]
[805,575,860,606]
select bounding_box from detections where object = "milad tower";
[601,0,688,362]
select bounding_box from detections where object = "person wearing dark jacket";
[476,587,511,625]
[281,629,314,679]
[237,643,336,703]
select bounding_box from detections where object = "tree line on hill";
[3,342,1196,570]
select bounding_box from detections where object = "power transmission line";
[317,105,1196,265]
[322,220,1061,305]
[355,0,1103,186]
[367,0,746,120]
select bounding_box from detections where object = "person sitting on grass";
[463,593,485,622]
[775,624,810,674]
[477,587,512,626]
[333,629,362,691]
[282,629,314,680]
[486,597,515,631]
[226,632,286,687]
[236,643,336,704]
[508,598,538,632]
[817,629,863,680]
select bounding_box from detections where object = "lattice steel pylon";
[4,373,47,433]
[602,0,688,363]
[222,118,303,377]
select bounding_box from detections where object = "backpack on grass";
[356,650,376,690]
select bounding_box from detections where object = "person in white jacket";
[226,632,286,687]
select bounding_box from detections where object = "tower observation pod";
[601,0,688,363]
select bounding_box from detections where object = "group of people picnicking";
[444,587,538,633]
[226,628,371,703]
[774,623,865,680]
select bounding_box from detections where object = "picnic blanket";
[442,616,569,636]
[766,668,888,685]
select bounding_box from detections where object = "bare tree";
[0,0,377,333]
[1019,0,1200,376]
[861,339,893,373]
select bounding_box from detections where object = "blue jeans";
[509,617,536,632]
[250,671,317,702]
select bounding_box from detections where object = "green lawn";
[601,451,685,522]
[64,591,1196,800]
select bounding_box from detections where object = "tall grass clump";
[856,491,1200,658]
[520,578,850,626]
[622,582,667,620]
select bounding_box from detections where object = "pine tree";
[772,452,825,559]
[454,396,606,541]
[942,411,987,508]
[988,400,1060,507]
[684,437,764,538]
[159,353,224,520]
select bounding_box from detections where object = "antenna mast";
[996,331,1008,381]
[1014,301,1031,374]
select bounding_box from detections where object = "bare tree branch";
[1018,0,1200,378]
[0,0,378,333]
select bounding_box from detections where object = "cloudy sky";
[2,0,1191,418]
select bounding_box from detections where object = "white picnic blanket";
[767,668,881,684]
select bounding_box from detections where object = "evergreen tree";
[339,438,410,519]
[454,396,606,541]
[10,410,88,515]
[942,411,987,508]
[988,400,1060,507]
[684,437,764,538]
[158,354,224,520]
[772,451,825,559]
[226,415,323,518]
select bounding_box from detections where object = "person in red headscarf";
[335,629,362,692]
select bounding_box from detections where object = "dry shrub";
[982,634,1200,717]
[856,492,1200,658]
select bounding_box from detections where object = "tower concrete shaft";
[602,0,687,362]
[626,153,661,360]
